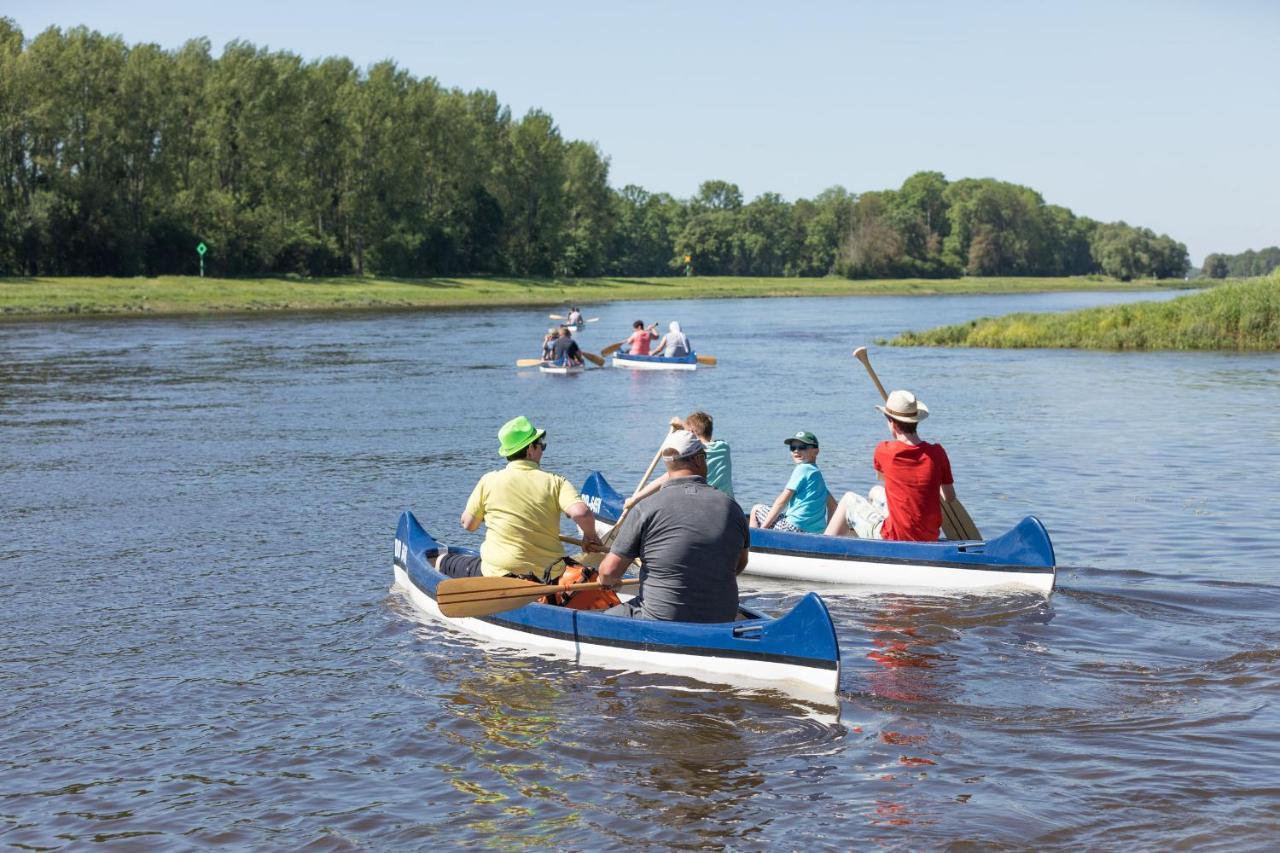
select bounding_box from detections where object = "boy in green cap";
[749,430,837,534]
[435,415,602,579]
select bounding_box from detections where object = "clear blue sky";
[8,0,1278,263]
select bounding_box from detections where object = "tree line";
[0,21,1189,281]
[1201,247,1280,279]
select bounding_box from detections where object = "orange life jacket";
[539,558,621,611]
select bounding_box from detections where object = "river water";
[2,291,1277,849]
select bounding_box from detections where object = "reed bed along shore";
[0,274,1186,320]
[891,275,1279,351]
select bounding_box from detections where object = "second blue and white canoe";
[610,352,701,371]
[392,510,840,697]
[580,472,1057,595]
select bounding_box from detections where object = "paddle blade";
[437,575,556,617]
[600,341,623,357]
[516,358,544,367]
[941,498,982,540]
[549,313,566,320]
[435,575,637,618]
[582,350,605,367]
[695,354,717,366]
[586,317,599,323]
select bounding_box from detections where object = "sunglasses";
[533,440,547,450]
[788,443,815,451]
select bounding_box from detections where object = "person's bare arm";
[460,512,481,531]
[565,500,602,550]
[759,489,792,529]
[597,552,631,588]
[625,472,669,509]
[825,492,838,518]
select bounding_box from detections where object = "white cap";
[660,429,704,460]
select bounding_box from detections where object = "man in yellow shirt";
[434,415,602,579]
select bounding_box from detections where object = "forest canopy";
[0,21,1190,280]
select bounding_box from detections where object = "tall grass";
[891,276,1280,351]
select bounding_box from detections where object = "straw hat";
[876,389,929,423]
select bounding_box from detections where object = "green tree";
[556,140,613,276]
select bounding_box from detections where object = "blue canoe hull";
[392,511,841,696]
[580,472,1057,594]
[610,352,700,370]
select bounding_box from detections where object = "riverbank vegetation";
[890,275,1279,351]
[0,20,1187,283]
[0,275,1186,319]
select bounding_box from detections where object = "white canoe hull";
[594,519,1054,595]
[745,548,1055,594]
[610,356,697,371]
[539,363,584,375]
[392,566,838,698]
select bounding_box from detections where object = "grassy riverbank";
[891,275,1279,351]
[0,274,1192,320]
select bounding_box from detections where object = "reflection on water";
[2,291,1278,847]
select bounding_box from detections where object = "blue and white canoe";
[610,351,701,371]
[580,472,1057,595]
[393,510,841,696]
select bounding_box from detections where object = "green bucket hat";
[498,415,546,457]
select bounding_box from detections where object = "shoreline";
[0,274,1195,322]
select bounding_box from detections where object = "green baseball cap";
[498,415,546,457]
[784,430,819,448]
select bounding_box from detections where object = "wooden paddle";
[516,357,544,367]
[695,354,717,366]
[600,421,681,548]
[852,346,982,540]
[549,313,566,320]
[437,574,639,618]
[586,317,599,323]
[601,340,624,357]
[581,350,605,367]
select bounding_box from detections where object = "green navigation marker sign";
[196,242,207,256]
[196,241,207,277]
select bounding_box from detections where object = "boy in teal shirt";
[750,430,837,533]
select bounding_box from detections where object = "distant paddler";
[652,321,691,357]
[548,326,584,367]
[540,327,558,361]
[602,320,658,357]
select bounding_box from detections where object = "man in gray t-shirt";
[597,430,749,623]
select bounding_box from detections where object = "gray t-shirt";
[609,475,749,622]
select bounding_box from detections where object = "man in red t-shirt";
[824,389,958,541]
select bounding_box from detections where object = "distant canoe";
[392,511,841,697]
[539,361,585,375]
[611,352,701,371]
[580,472,1056,595]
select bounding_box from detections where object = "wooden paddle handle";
[853,346,889,402]
[600,423,679,548]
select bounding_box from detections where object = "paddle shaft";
[600,422,679,548]
[853,347,889,401]
[437,577,638,617]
